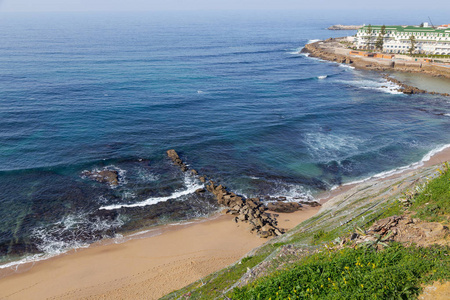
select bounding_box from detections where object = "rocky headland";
[302,38,450,96]
[327,25,363,30]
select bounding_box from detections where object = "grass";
[163,164,447,299]
[232,244,450,300]
[409,163,450,224]
[410,54,450,59]
[161,252,270,299]
[231,164,450,299]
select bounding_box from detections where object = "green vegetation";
[375,25,386,51]
[232,244,450,300]
[408,35,416,55]
[162,252,271,299]
[409,163,450,224]
[232,163,450,299]
[164,164,449,299]
[411,54,450,58]
[365,24,374,50]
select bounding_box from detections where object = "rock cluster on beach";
[166,149,321,238]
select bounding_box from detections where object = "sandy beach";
[1,146,449,300]
[0,207,319,300]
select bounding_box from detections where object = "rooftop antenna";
[428,16,435,28]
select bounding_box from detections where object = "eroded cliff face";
[302,40,450,83]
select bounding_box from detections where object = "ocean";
[1,10,450,268]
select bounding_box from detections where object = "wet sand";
[0,207,320,300]
[1,146,449,300]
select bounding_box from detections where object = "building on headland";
[355,24,450,55]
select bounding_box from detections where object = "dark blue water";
[1,11,450,266]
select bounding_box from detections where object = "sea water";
[1,10,450,267]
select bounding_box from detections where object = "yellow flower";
[361,284,364,288]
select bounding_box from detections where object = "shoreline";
[0,144,449,299]
[0,207,320,300]
[2,143,450,275]
[302,38,450,96]
[318,143,450,203]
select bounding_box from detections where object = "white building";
[355,25,450,55]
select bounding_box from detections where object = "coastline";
[302,38,450,96]
[318,144,450,203]
[0,144,450,299]
[0,208,319,300]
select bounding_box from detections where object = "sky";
[1,0,449,12]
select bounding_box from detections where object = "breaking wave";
[100,174,204,210]
[331,143,450,189]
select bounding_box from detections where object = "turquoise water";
[1,11,450,265]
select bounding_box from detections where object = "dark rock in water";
[166,149,189,172]
[0,238,40,258]
[195,188,206,194]
[82,170,119,186]
[164,150,286,239]
[267,202,303,213]
[166,149,180,162]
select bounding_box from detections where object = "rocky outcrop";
[267,202,302,213]
[166,149,188,171]
[302,40,450,96]
[327,25,363,30]
[350,215,449,248]
[382,75,427,94]
[165,149,320,238]
[82,169,119,186]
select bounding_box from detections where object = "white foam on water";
[288,46,306,55]
[317,75,327,79]
[264,183,314,203]
[136,168,160,182]
[289,40,320,55]
[334,77,404,95]
[307,39,321,44]
[339,64,355,70]
[304,132,365,161]
[444,113,450,117]
[332,143,450,190]
[0,253,55,270]
[81,165,128,188]
[100,174,203,210]
[0,212,124,270]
